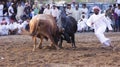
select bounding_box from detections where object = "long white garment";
[72,9,81,21]
[0,25,9,36]
[20,21,28,29]
[117,0,120,4]
[16,5,24,20]
[80,8,88,18]
[86,13,113,44]
[43,8,51,15]
[16,21,29,34]
[77,18,88,31]
[0,4,3,16]
[8,22,22,34]
[8,22,19,30]
[115,8,120,16]
[51,8,59,18]
[8,6,14,16]
[66,8,73,16]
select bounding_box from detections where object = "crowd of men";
[0,0,120,36]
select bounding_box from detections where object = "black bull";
[57,10,77,48]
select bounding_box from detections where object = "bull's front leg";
[49,35,60,50]
[32,36,37,51]
[38,37,43,49]
[58,36,63,48]
[71,34,76,49]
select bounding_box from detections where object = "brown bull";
[29,14,60,51]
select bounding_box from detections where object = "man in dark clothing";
[24,2,31,18]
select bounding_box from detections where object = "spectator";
[43,4,51,15]
[113,4,117,11]
[80,4,88,18]
[8,21,20,35]
[106,5,113,19]
[12,0,17,16]
[39,3,45,14]
[51,5,59,20]
[66,4,73,16]
[72,5,81,21]
[0,19,9,36]
[24,2,31,18]
[77,14,88,32]
[0,1,4,17]
[32,1,40,10]
[111,9,118,32]
[33,1,40,15]
[16,2,24,21]
[0,18,7,25]
[106,5,114,32]
[34,6,39,16]
[29,9,34,18]
[2,1,8,16]
[71,1,76,9]
[116,0,120,4]
[20,17,30,32]
[8,3,15,23]
[6,0,12,9]
[115,4,120,31]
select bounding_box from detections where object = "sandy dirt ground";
[0,32,120,67]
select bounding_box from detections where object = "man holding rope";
[86,6,115,50]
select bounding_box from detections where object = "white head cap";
[92,6,101,11]
[11,3,14,5]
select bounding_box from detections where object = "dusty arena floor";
[0,32,120,67]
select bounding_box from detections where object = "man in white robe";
[86,6,115,49]
[77,14,88,32]
[43,4,51,15]
[8,22,20,35]
[72,5,81,22]
[80,4,88,19]
[0,2,3,17]
[0,23,9,36]
[16,3,24,21]
[66,4,73,16]
[18,18,30,34]
[51,5,59,20]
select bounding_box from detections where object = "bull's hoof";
[38,46,42,49]
[43,46,56,50]
[58,45,63,48]
[50,46,56,49]
[43,46,51,49]
[59,46,63,49]
[56,47,60,50]
[32,49,35,51]
[67,41,71,43]
[72,46,77,50]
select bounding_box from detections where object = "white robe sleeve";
[86,16,93,27]
[104,16,113,30]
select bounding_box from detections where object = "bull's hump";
[35,14,48,20]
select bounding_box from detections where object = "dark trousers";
[117,16,120,31]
